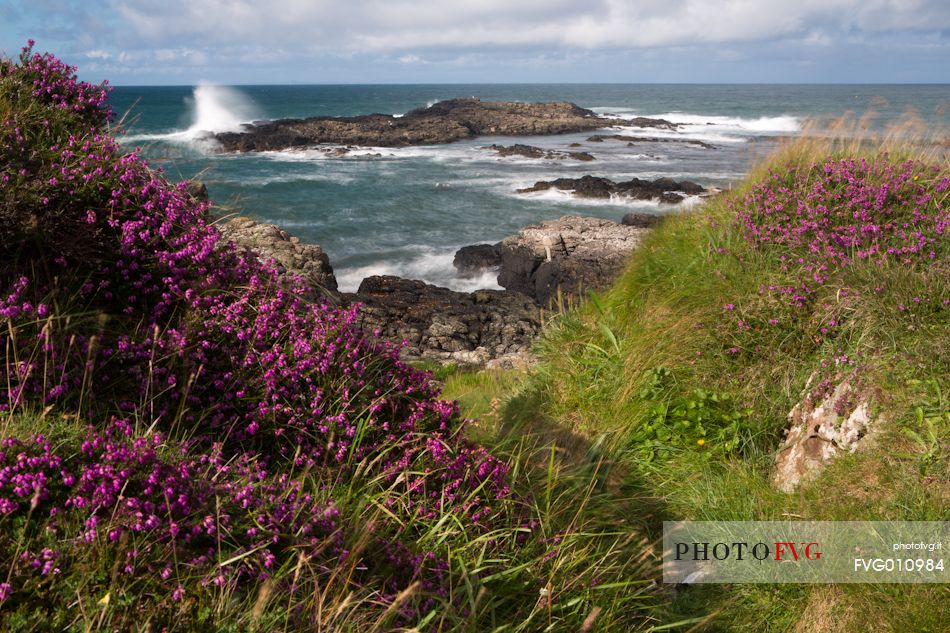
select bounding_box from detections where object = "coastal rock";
[185,180,210,202]
[487,144,595,161]
[217,216,338,292]
[494,215,648,304]
[621,212,663,228]
[772,373,876,492]
[625,117,680,130]
[453,243,502,276]
[345,276,542,364]
[214,98,611,152]
[587,134,717,150]
[517,175,706,204]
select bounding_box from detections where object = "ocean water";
[108,84,950,291]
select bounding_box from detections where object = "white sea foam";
[514,187,665,208]
[260,144,476,163]
[236,172,355,186]
[648,112,801,133]
[336,248,501,293]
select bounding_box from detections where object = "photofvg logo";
[674,540,822,562]
[663,521,949,584]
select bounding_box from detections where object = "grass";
[3,44,949,631]
[439,132,949,631]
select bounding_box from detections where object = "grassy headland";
[1,43,948,632]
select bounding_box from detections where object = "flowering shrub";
[714,154,949,354]
[736,156,947,285]
[0,43,515,622]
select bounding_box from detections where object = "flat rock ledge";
[213,98,612,152]
[455,215,650,305]
[772,373,876,492]
[517,175,707,205]
[587,134,717,150]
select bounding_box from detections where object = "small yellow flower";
[914,175,920,181]
[97,592,110,607]
[696,439,706,446]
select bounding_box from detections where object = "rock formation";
[517,175,706,204]
[344,276,541,366]
[453,244,502,277]
[486,144,595,161]
[586,134,717,150]
[213,99,613,152]
[773,373,876,492]
[491,216,648,305]
[218,216,338,293]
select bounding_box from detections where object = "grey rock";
[495,215,648,304]
[453,243,502,276]
[621,212,663,228]
[773,373,876,492]
[344,276,542,364]
[217,216,338,292]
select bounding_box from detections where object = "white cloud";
[107,0,950,52]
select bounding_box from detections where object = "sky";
[2,0,950,85]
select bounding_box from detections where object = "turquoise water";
[109,84,950,291]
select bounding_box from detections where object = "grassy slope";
[443,137,950,632]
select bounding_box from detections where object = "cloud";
[4,0,949,82]
[106,0,950,51]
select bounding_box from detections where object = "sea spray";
[120,84,261,145]
[184,84,260,137]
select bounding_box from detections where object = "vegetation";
[2,43,948,632]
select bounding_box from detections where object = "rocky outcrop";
[772,373,876,492]
[486,144,595,161]
[344,276,541,365]
[491,216,648,305]
[625,116,680,130]
[453,243,502,277]
[213,99,613,152]
[218,216,338,292]
[621,212,663,228]
[587,134,717,150]
[517,175,706,204]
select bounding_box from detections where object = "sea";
[108,84,950,292]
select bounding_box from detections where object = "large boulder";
[493,215,648,305]
[218,216,338,292]
[453,243,502,277]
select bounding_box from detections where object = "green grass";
[439,135,950,631]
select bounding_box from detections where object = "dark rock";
[626,116,680,130]
[184,181,209,202]
[343,276,542,364]
[217,216,338,293]
[486,144,595,162]
[586,134,717,150]
[495,215,648,304]
[213,98,613,152]
[621,212,663,228]
[517,175,706,202]
[453,243,502,276]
